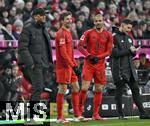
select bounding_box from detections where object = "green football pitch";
[50,118,150,126]
[0,117,150,125]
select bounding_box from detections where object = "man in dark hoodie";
[111,19,150,120]
[18,8,53,101]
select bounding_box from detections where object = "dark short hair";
[139,53,146,57]
[60,11,72,21]
[133,57,139,60]
[121,19,133,25]
[32,8,45,16]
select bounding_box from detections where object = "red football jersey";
[78,28,113,63]
[55,27,76,69]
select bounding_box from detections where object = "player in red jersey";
[55,11,83,123]
[78,14,113,120]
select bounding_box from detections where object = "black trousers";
[23,65,49,101]
[114,74,145,116]
[0,80,5,100]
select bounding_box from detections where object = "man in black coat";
[18,8,53,101]
[111,19,150,119]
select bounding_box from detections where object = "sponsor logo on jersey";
[100,35,107,42]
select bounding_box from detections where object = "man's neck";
[119,27,123,32]
[119,27,127,34]
[95,27,103,33]
[62,26,70,31]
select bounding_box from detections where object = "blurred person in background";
[128,0,136,12]
[133,58,140,70]
[70,22,79,40]
[1,22,16,40]
[22,1,33,22]
[136,21,147,39]
[108,3,118,17]
[67,0,82,17]
[14,0,25,10]
[76,19,84,38]
[15,9,24,20]
[59,0,68,12]
[127,11,138,21]
[49,27,57,39]
[143,0,150,14]
[80,5,90,20]
[9,6,17,24]
[80,5,91,29]
[95,1,106,14]
[76,12,88,31]
[0,0,5,8]
[143,22,150,39]
[13,19,24,40]
[0,7,9,26]
[137,11,146,22]
[37,0,47,8]
[139,53,150,69]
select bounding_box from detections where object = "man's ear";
[60,20,64,26]
[122,23,126,28]
[33,15,36,19]
[34,15,40,18]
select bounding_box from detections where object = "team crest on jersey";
[80,35,85,41]
[100,35,107,41]
[128,38,132,43]
[59,38,65,45]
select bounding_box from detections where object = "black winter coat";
[110,30,138,83]
[18,21,53,67]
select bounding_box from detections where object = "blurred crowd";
[0,0,150,105]
[0,0,150,41]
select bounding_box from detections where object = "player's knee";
[58,85,67,94]
[81,86,89,92]
[71,82,80,92]
[72,85,79,93]
[58,88,67,94]
[94,86,103,92]
[81,81,90,91]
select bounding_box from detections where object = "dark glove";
[72,66,81,76]
[87,55,99,64]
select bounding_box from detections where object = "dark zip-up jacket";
[110,30,138,83]
[18,21,53,67]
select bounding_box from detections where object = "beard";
[36,20,45,26]
[65,23,72,29]
[96,24,103,29]
[96,24,103,30]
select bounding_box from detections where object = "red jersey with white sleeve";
[55,27,77,83]
[55,27,77,69]
[78,28,113,68]
[78,28,113,84]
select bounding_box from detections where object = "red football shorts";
[56,68,78,84]
[82,63,106,84]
